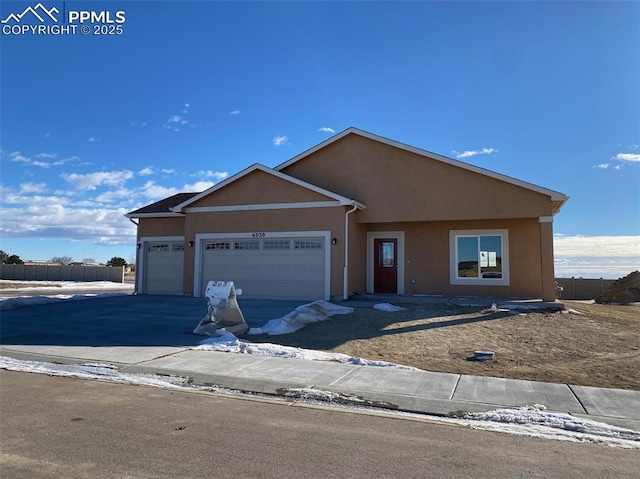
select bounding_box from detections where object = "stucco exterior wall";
[137,217,185,238]
[365,218,545,298]
[187,169,334,208]
[282,134,554,223]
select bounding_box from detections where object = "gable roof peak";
[275,127,568,208]
[171,162,364,212]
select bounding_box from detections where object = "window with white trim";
[450,230,509,286]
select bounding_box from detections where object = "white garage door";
[144,241,184,295]
[201,237,325,300]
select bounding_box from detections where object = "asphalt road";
[1,371,638,479]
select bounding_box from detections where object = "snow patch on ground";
[247,300,354,335]
[0,293,129,310]
[194,329,418,370]
[0,280,133,291]
[457,404,640,449]
[1,357,637,448]
[0,355,193,389]
[373,303,407,312]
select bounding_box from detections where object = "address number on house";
[252,232,266,238]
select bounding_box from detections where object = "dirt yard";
[248,301,640,390]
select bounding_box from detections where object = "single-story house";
[126,127,568,301]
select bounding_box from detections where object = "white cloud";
[164,102,192,131]
[183,181,214,192]
[138,167,154,176]
[229,110,241,115]
[196,170,228,181]
[8,151,78,168]
[592,163,609,169]
[0,203,136,245]
[19,182,47,194]
[554,235,640,257]
[139,181,178,200]
[612,152,640,163]
[273,135,288,146]
[9,151,30,163]
[452,148,498,159]
[161,168,176,174]
[318,127,335,133]
[95,188,134,203]
[553,235,640,279]
[87,137,100,142]
[62,170,134,190]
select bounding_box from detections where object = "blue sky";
[1,0,638,277]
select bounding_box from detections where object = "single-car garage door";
[144,241,184,295]
[200,237,326,300]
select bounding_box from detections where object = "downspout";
[343,203,359,300]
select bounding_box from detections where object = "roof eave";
[124,212,185,219]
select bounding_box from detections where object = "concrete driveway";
[0,294,307,348]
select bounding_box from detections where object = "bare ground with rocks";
[248,301,640,390]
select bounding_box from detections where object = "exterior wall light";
[188,241,194,247]
[332,238,338,245]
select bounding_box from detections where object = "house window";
[172,243,185,252]
[206,242,230,250]
[263,240,290,250]
[234,241,260,250]
[148,243,169,252]
[294,240,322,250]
[450,230,509,286]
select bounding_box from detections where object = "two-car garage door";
[200,236,326,300]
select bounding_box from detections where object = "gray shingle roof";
[126,192,198,216]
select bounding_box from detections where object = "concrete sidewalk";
[1,294,638,431]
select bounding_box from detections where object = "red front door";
[374,238,397,293]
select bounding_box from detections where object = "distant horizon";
[5,234,637,281]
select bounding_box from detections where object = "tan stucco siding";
[182,207,347,296]
[365,218,546,298]
[187,169,335,208]
[137,217,185,238]
[282,134,553,223]
[347,220,367,298]
[539,220,557,301]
